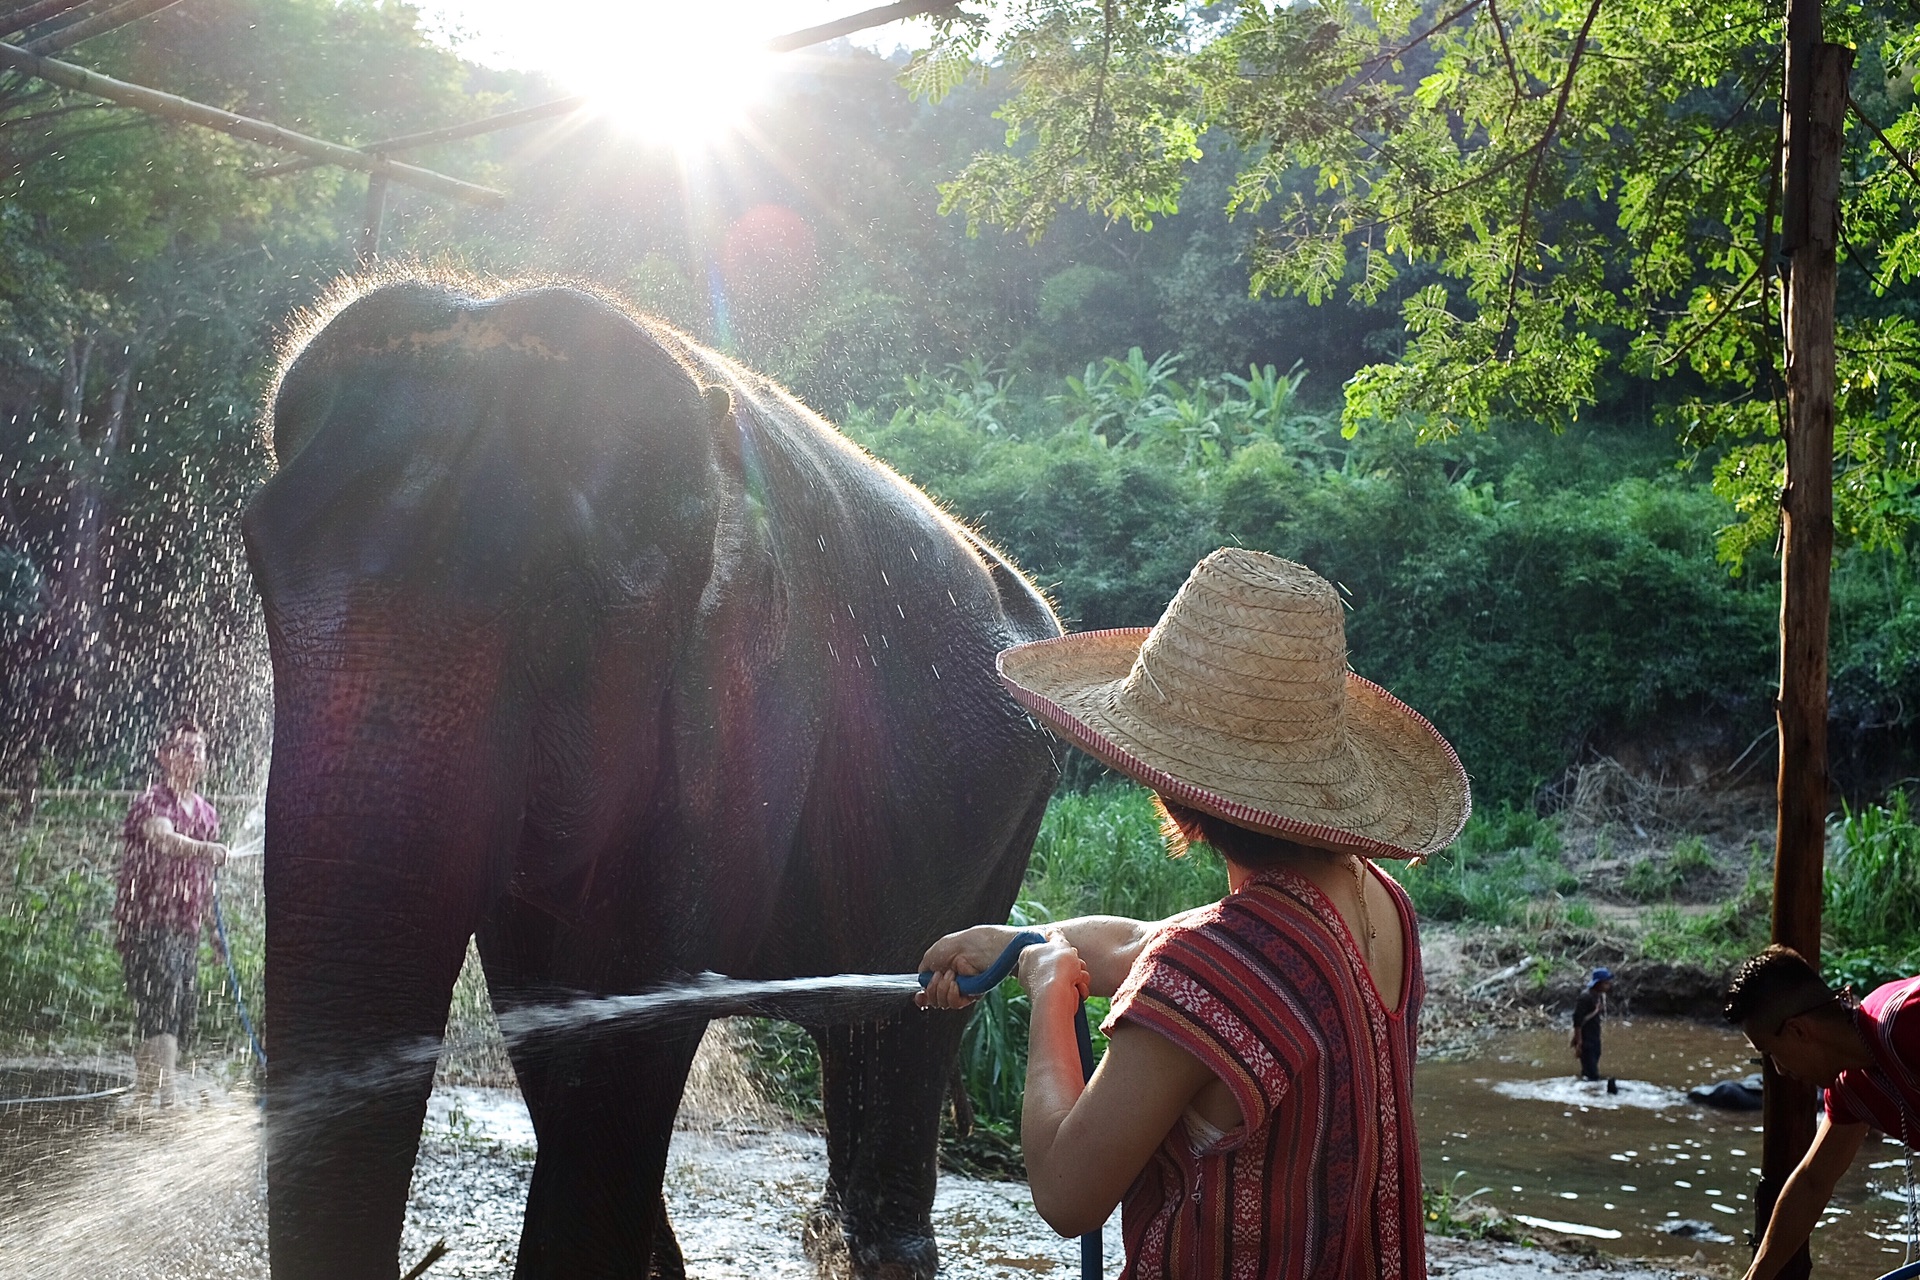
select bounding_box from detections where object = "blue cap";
[1588,967,1614,987]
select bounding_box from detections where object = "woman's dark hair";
[164,715,203,741]
[1155,796,1324,869]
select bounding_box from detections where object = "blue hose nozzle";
[919,929,1102,1279]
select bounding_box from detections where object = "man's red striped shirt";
[1825,976,1920,1144]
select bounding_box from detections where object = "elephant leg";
[263,887,474,1280]
[811,1010,968,1280]
[649,1191,686,1280]
[501,1014,705,1280]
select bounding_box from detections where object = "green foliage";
[1622,835,1717,902]
[850,361,1783,802]
[0,838,123,1037]
[1632,856,1773,970]
[1394,803,1572,925]
[1424,1171,1524,1241]
[1826,793,1920,985]
[1562,900,1599,928]
[1021,783,1228,921]
[929,0,1920,558]
[739,1017,824,1123]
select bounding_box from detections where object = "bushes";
[843,356,1786,804]
[1621,836,1717,902]
[1825,793,1920,988]
[1393,803,1575,926]
[0,843,123,1038]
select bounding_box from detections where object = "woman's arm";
[917,909,1208,1007]
[1015,934,1216,1237]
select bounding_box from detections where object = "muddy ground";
[0,1076,1708,1280]
[0,983,1724,1280]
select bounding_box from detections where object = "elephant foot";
[650,1191,687,1280]
[802,1201,852,1279]
[802,1200,936,1280]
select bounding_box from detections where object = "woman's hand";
[1016,931,1090,1009]
[916,924,1020,1009]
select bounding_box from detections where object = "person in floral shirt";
[115,716,227,1105]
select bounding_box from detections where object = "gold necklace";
[1349,853,1379,970]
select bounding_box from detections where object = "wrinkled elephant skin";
[242,281,1062,1280]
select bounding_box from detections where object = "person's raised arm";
[917,908,1209,1008]
[1744,1116,1868,1280]
[139,815,228,867]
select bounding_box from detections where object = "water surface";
[1416,1018,1920,1276]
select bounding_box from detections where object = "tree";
[913,2,1916,1268]
[0,0,501,779]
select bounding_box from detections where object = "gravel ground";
[0,1076,1706,1280]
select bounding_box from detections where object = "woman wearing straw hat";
[918,549,1469,1280]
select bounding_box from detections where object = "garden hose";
[920,930,1101,1280]
[212,880,266,1071]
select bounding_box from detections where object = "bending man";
[1726,945,1920,1280]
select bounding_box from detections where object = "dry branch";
[0,40,504,204]
[1850,96,1920,196]
[1500,0,1605,353]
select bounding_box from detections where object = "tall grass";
[1392,804,1575,925]
[1020,784,1228,922]
[1825,792,1920,989]
[952,784,1226,1132]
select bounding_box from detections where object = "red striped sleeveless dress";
[1104,864,1425,1280]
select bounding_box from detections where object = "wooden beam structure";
[0,0,974,259]
[0,40,504,204]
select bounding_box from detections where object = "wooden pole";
[0,41,504,205]
[1757,32,1852,1280]
[0,0,87,38]
[248,95,589,181]
[766,0,961,53]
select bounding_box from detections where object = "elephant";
[242,279,1063,1279]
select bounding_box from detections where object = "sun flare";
[557,10,779,147]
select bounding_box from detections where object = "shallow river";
[1415,1018,1920,1276]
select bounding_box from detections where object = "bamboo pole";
[0,0,89,38]
[0,41,504,204]
[1756,32,1853,1280]
[26,0,180,54]
[766,0,961,53]
[248,94,589,180]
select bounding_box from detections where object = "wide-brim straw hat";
[999,549,1470,860]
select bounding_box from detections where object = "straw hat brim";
[1000,628,1471,860]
